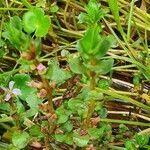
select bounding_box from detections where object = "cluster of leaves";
[78,0,105,26]
[74,25,113,75]
[54,93,111,147]
[2,7,50,52]
[125,134,150,150]
[0,0,115,148]
[0,0,150,149]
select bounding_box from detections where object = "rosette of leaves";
[69,25,114,75]
[78,0,105,25]
[23,7,50,37]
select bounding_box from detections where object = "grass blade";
[107,0,123,35]
[127,0,135,42]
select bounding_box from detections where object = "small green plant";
[0,0,150,149]
[53,4,114,146]
[2,7,51,74]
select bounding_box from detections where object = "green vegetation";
[0,0,150,149]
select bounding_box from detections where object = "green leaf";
[17,58,33,72]
[0,72,11,86]
[57,114,69,124]
[12,131,30,149]
[98,59,114,74]
[46,59,71,84]
[64,133,73,145]
[133,74,140,86]
[55,134,66,143]
[68,55,85,74]
[56,106,71,124]
[7,144,20,150]
[87,59,114,74]
[0,114,12,123]
[88,127,105,139]
[0,103,10,112]
[36,16,50,37]
[77,26,113,60]
[23,8,50,37]
[68,100,79,110]
[16,99,25,114]
[36,0,46,8]
[13,74,37,100]
[2,126,17,141]
[29,125,43,138]
[23,9,37,33]
[125,140,136,150]
[84,90,103,101]
[26,93,42,109]
[78,0,104,25]
[55,133,73,145]
[51,69,71,84]
[24,93,42,117]
[94,36,113,59]
[2,16,30,51]
[78,13,89,24]
[77,25,101,56]
[98,108,108,118]
[95,101,103,111]
[86,0,103,24]
[119,124,129,133]
[9,16,22,30]
[0,39,7,58]
[73,132,89,147]
[22,108,38,118]
[50,4,59,13]
[68,99,83,112]
[135,134,149,148]
[98,79,110,89]
[62,121,73,132]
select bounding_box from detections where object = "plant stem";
[108,111,150,121]
[85,99,96,128]
[100,118,150,127]
[0,142,8,149]
[0,123,10,130]
[0,117,13,123]
[85,68,97,128]
[108,145,125,150]
[0,8,28,11]
[90,71,96,90]
[41,77,55,114]
[138,128,150,135]
[97,88,150,112]
[29,42,55,115]
[21,0,32,9]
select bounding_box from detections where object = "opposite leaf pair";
[69,25,114,75]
